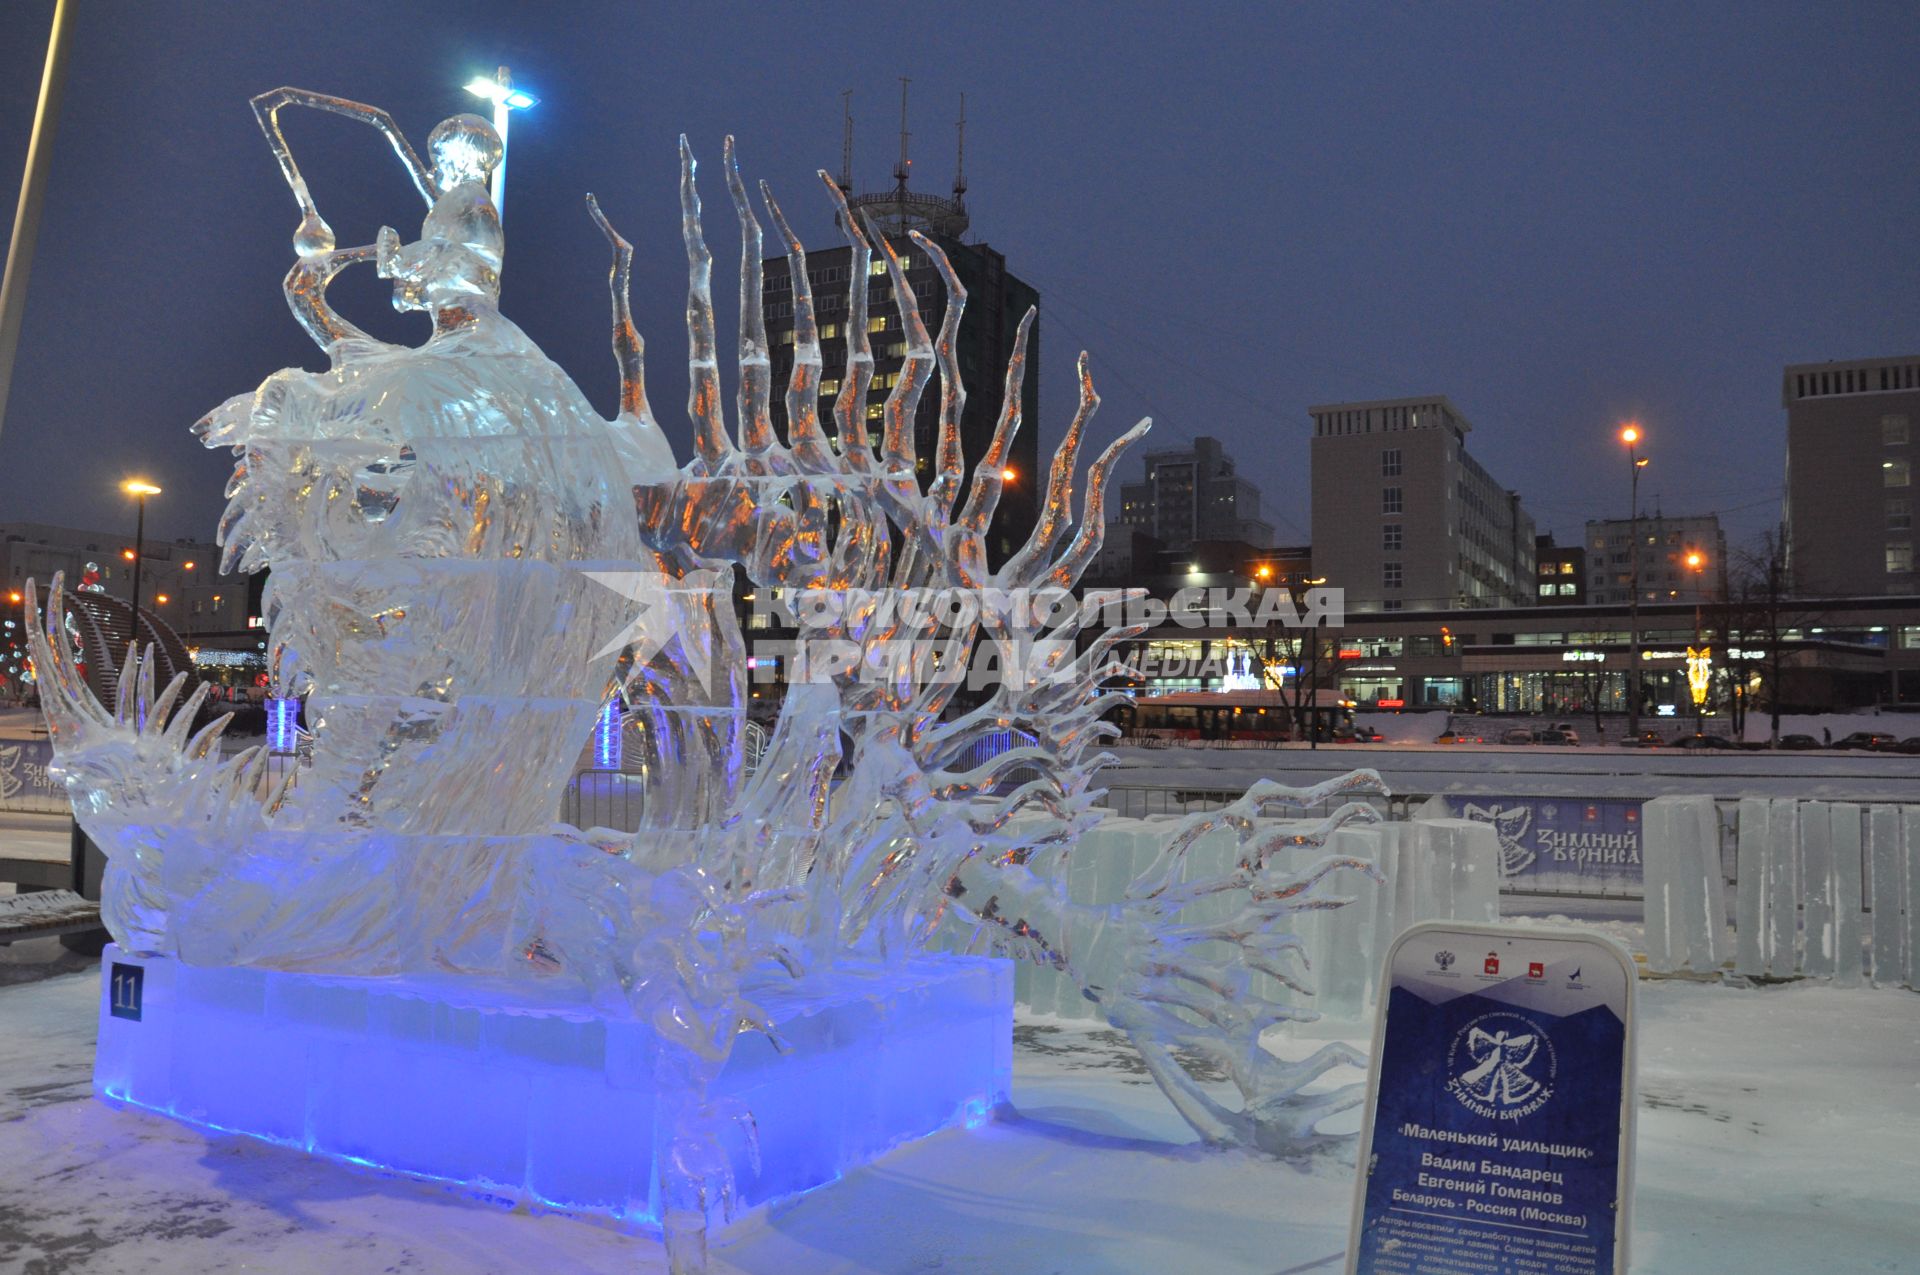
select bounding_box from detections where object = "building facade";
[1784,353,1920,596]
[1536,534,1586,605]
[0,522,248,636]
[1582,514,1726,606]
[1309,395,1536,613]
[1115,436,1275,551]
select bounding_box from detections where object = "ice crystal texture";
[29,89,1384,1271]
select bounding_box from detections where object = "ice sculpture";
[30,88,1384,1271]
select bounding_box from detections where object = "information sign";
[1346,922,1636,1274]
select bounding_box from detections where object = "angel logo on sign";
[1460,802,1534,875]
[1445,1010,1557,1121]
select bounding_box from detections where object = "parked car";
[1619,731,1665,748]
[1499,727,1534,745]
[1549,722,1582,745]
[1669,732,1734,749]
[1775,734,1824,750]
[1893,736,1920,755]
[1531,728,1575,745]
[1434,729,1483,745]
[1832,731,1900,751]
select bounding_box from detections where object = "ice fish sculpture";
[29,89,1383,1272]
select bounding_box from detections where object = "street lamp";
[1686,549,1709,732]
[464,67,538,219]
[1620,425,1648,738]
[122,479,160,650]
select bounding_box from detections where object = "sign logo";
[1434,950,1455,971]
[1528,961,1544,979]
[1483,952,1500,975]
[1446,1010,1557,1121]
[1461,801,1536,874]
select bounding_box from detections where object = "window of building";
[1382,448,1402,478]
[1382,487,1403,515]
[867,316,890,333]
[819,378,841,395]
[1890,498,1912,532]
[1890,544,1914,574]
[1884,415,1911,446]
[1383,562,1403,589]
[1383,599,1403,612]
[1383,523,1403,551]
[1886,459,1911,488]
[1557,582,1577,596]
[1538,582,1554,597]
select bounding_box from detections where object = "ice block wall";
[95,946,1012,1232]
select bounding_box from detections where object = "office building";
[1583,514,1726,607]
[1783,353,1920,595]
[1114,436,1275,552]
[1535,534,1586,605]
[1308,395,1536,613]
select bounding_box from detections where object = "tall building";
[1535,533,1586,605]
[760,99,1038,565]
[1308,395,1536,613]
[1582,514,1726,606]
[1115,436,1275,551]
[1783,353,1920,595]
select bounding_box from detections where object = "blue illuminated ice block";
[95,946,1012,1230]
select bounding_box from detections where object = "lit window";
[868,258,888,276]
[1884,415,1911,446]
[777,330,795,346]
[820,323,841,339]
[1383,487,1403,515]
[868,316,889,333]
[819,378,841,395]
[1558,583,1576,596]
[867,403,884,421]
[1889,544,1914,574]
[1539,582,1554,596]
[1886,459,1911,488]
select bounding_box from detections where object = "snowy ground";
[1,936,1916,1274]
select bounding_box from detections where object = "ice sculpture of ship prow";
[29,88,1387,1273]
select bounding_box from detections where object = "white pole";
[491,66,511,219]
[0,0,75,445]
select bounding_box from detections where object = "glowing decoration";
[1222,646,1261,691]
[266,695,299,752]
[1686,646,1712,706]
[594,696,623,769]
[26,87,1387,1273]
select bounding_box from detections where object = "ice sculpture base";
[94,945,1012,1233]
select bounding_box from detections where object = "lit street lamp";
[122,479,160,650]
[464,67,538,219]
[1621,425,1649,737]
[1686,549,1709,733]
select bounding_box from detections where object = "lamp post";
[464,67,538,219]
[1620,425,1649,738]
[123,479,160,651]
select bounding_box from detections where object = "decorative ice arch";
[29,90,1385,1271]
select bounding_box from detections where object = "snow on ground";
[1,940,1916,1274]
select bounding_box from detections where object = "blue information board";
[1442,797,1645,892]
[1347,922,1636,1274]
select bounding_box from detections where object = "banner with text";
[1346,922,1637,1275]
[1441,796,1645,893]
[0,738,65,812]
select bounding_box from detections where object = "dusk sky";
[2,1,1915,556]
